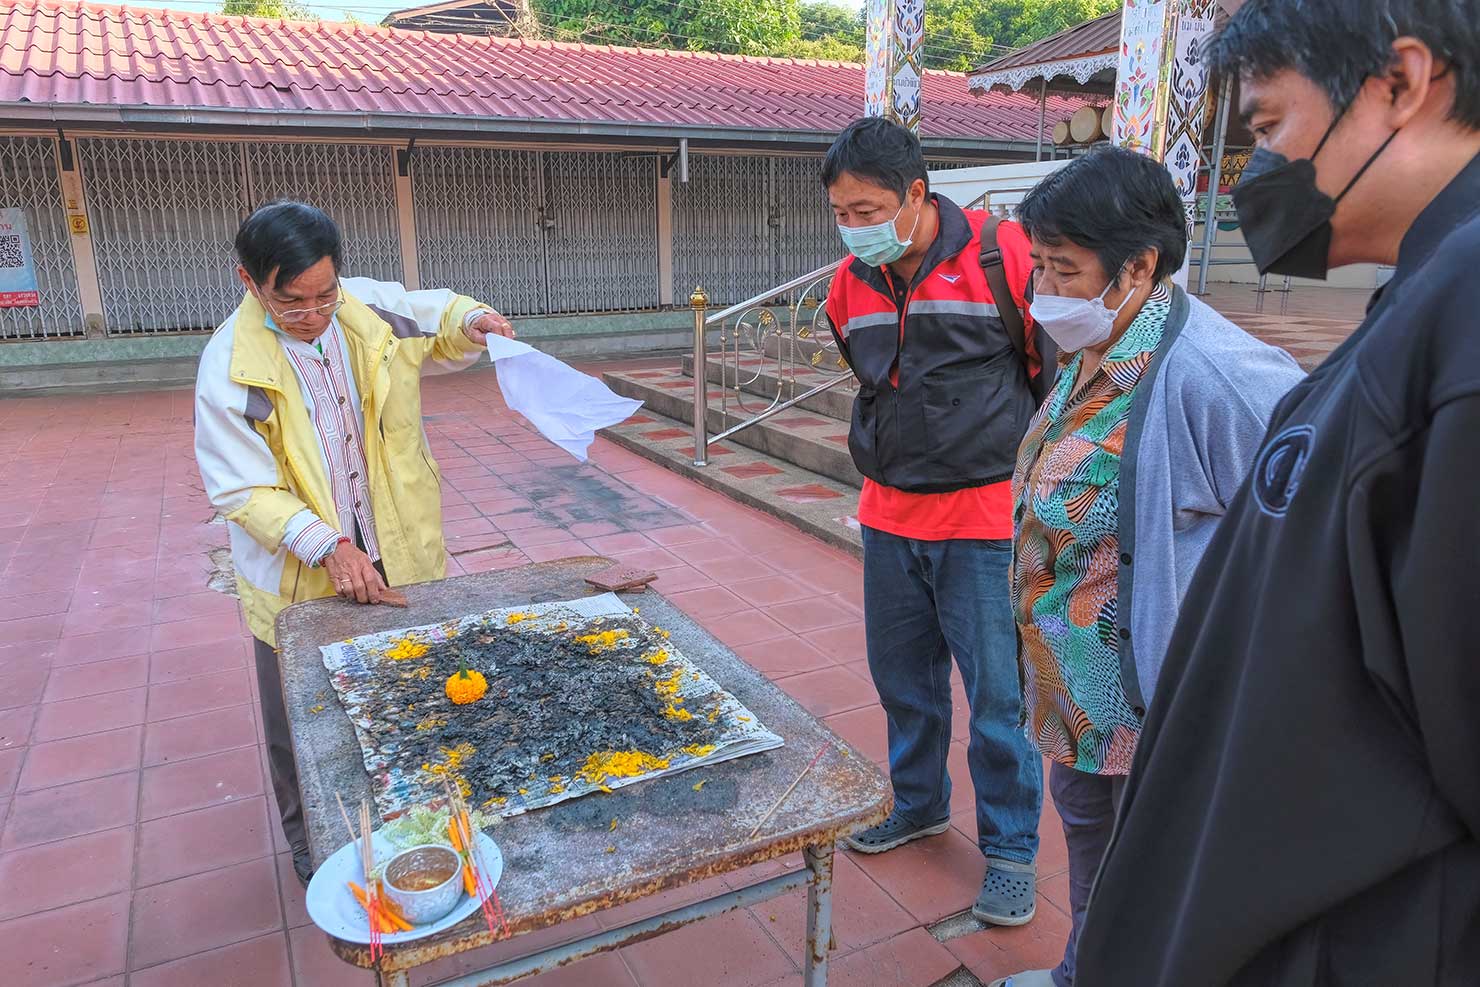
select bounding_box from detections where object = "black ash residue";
[354,615,721,811]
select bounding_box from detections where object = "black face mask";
[1233,100,1399,280]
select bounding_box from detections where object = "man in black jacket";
[1074,2,1480,984]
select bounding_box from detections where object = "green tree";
[790,1,863,60]
[531,0,800,56]
[799,1,863,44]
[527,0,1117,68]
[220,0,316,18]
[787,35,865,62]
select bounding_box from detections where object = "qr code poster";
[0,208,40,309]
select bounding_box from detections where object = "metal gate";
[671,154,842,306]
[79,137,405,334]
[0,136,85,339]
[245,143,402,283]
[671,154,772,306]
[411,146,545,317]
[772,156,843,284]
[412,147,658,316]
[78,138,246,334]
[541,151,659,313]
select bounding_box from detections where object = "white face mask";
[1028,271,1136,352]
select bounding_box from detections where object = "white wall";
[928,160,1071,214]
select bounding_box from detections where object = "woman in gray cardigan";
[993,148,1304,987]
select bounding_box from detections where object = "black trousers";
[253,634,309,866]
[255,551,386,870]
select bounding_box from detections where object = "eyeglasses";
[262,282,344,324]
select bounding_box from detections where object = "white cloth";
[485,336,643,462]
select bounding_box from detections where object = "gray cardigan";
[1114,286,1305,712]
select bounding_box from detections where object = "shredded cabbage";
[378,804,494,854]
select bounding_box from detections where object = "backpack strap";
[979,216,1055,403]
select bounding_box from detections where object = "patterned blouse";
[1011,285,1172,776]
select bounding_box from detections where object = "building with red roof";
[0,0,1082,362]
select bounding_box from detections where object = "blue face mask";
[839,197,922,268]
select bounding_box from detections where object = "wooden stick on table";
[747,743,830,840]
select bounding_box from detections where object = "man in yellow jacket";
[194,201,513,882]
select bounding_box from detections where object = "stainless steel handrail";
[708,374,853,447]
[704,262,842,326]
[689,261,856,467]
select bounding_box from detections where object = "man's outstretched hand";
[464,309,515,345]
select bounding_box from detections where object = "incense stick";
[747,743,829,840]
[334,792,358,851]
[443,778,507,937]
[359,798,384,960]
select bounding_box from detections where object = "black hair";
[234,200,342,290]
[1209,0,1480,130]
[1016,145,1187,284]
[821,117,929,200]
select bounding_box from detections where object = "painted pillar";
[1112,0,1219,283]
[864,0,925,134]
[393,152,421,291]
[656,157,675,308]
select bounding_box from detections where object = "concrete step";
[603,366,863,490]
[599,407,862,558]
[679,355,856,422]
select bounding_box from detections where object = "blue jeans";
[861,526,1042,864]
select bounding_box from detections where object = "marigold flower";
[445,669,488,705]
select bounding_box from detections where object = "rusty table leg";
[376,968,410,987]
[804,843,835,987]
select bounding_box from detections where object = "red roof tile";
[0,0,1087,142]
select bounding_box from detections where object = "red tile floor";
[0,368,1078,987]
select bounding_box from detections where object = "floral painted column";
[1113,0,1219,283]
[864,0,925,135]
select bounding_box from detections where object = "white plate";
[306,830,504,945]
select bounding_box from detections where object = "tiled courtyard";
[0,287,1362,987]
[0,367,1071,987]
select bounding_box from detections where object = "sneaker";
[988,971,1055,987]
[293,852,315,888]
[843,810,951,854]
[972,857,1037,926]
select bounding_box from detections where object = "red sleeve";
[996,220,1041,373]
[824,260,852,366]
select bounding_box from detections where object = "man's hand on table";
[323,541,388,604]
[464,309,515,345]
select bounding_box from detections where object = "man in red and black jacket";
[822,117,1044,926]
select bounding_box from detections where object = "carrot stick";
[462,861,476,896]
[455,807,479,895]
[374,880,415,932]
[448,816,463,853]
[347,882,400,934]
[346,882,388,934]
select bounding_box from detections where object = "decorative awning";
[970,52,1118,94]
[967,10,1120,95]
[969,6,1234,97]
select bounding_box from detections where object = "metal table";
[276,557,891,986]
